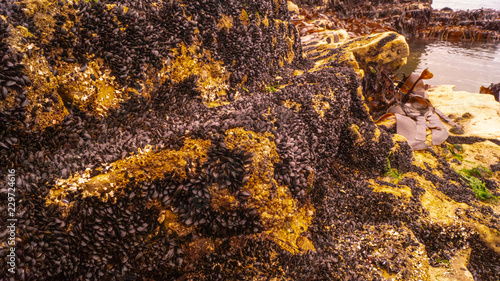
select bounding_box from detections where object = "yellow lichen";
[2,1,135,129]
[286,36,295,64]
[428,248,473,281]
[278,57,284,67]
[312,94,330,118]
[183,237,219,265]
[317,51,362,77]
[262,15,269,27]
[349,123,367,146]
[262,106,277,124]
[166,42,230,107]
[55,59,124,115]
[282,100,302,112]
[217,14,233,30]
[339,32,409,74]
[209,185,238,211]
[2,22,71,129]
[412,172,500,255]
[378,268,397,279]
[274,0,281,14]
[373,127,382,142]
[239,9,250,26]
[412,172,468,226]
[296,236,315,252]
[19,0,78,44]
[413,150,439,170]
[476,224,500,255]
[158,210,194,237]
[444,141,500,175]
[7,2,232,124]
[223,128,315,254]
[307,171,314,188]
[302,30,349,55]
[47,138,211,211]
[392,133,408,144]
[7,25,35,45]
[106,3,129,13]
[308,49,333,62]
[308,32,408,79]
[274,19,287,32]
[370,179,412,199]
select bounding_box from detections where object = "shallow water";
[397,39,500,93]
[432,0,500,10]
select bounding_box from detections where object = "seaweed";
[384,152,402,181]
[458,166,498,202]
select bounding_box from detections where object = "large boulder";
[0,0,499,280]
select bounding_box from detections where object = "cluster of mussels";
[1,0,500,280]
[0,1,30,127]
[0,15,26,98]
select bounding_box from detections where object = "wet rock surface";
[428,85,500,139]
[291,0,500,40]
[0,0,499,280]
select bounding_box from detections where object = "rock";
[287,1,300,14]
[480,83,500,102]
[292,0,499,40]
[304,31,409,77]
[428,85,500,139]
[428,248,474,281]
[1,0,500,280]
[449,125,465,135]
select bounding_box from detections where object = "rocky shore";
[292,0,500,40]
[0,0,499,280]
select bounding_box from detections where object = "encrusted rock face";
[1,0,500,280]
[294,0,432,8]
[1,0,303,130]
[303,31,409,77]
[292,0,500,40]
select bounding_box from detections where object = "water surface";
[432,0,500,10]
[397,39,500,93]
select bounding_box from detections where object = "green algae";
[385,152,403,181]
[456,165,498,202]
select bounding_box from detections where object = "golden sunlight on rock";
[428,85,500,139]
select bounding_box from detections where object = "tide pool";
[397,39,500,93]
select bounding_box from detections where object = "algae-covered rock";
[1,0,500,280]
[303,31,409,77]
[294,0,500,41]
